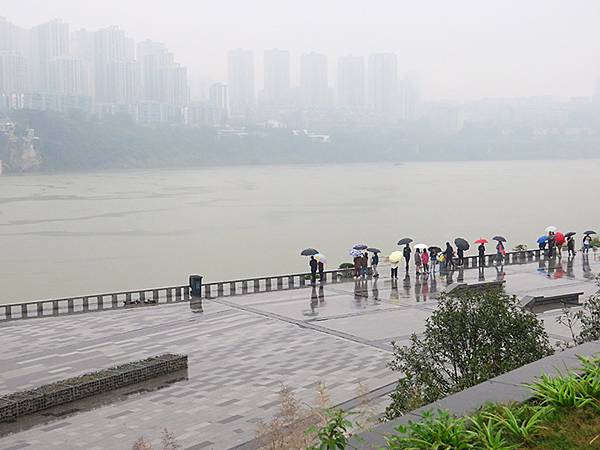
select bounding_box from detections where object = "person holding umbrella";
[478,241,486,266]
[388,250,402,279]
[415,248,423,275]
[403,244,412,272]
[444,242,455,269]
[583,232,595,254]
[361,252,369,278]
[370,251,380,278]
[495,237,506,263]
[421,248,430,274]
[567,235,576,257]
[547,232,556,258]
[309,256,318,284]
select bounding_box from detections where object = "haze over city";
[3,0,600,101]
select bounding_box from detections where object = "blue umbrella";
[537,236,548,244]
[349,249,363,258]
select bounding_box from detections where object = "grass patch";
[525,406,600,449]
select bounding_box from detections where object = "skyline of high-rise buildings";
[0,15,426,124]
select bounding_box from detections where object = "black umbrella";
[397,238,413,245]
[565,232,576,237]
[367,247,381,253]
[353,243,368,250]
[454,238,470,251]
[584,230,597,235]
[492,236,507,242]
[428,246,442,253]
[300,248,319,256]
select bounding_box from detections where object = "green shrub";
[385,287,553,419]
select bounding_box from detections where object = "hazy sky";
[3,0,600,101]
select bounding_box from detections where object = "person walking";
[371,252,379,278]
[309,256,318,284]
[444,242,455,269]
[567,236,576,257]
[318,260,325,282]
[403,244,412,272]
[415,249,423,275]
[583,234,592,254]
[478,242,486,267]
[421,248,430,274]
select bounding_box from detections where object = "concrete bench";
[446,280,505,294]
[519,292,583,312]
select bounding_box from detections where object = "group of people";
[389,240,506,279]
[538,232,594,258]
[352,252,379,279]
[308,231,595,283]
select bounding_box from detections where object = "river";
[1,160,599,303]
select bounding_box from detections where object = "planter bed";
[0,353,187,422]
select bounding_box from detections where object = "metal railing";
[0,249,543,322]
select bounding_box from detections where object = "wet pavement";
[0,253,598,449]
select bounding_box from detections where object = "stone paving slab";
[0,254,598,449]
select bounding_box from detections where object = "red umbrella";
[474,239,488,244]
[555,232,565,245]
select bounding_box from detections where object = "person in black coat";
[444,242,455,269]
[403,244,412,272]
[309,256,318,284]
[478,243,486,267]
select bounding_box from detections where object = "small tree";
[385,287,554,419]
[557,276,600,345]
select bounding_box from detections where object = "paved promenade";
[0,253,598,449]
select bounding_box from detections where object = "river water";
[1,160,599,303]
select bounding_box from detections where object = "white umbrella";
[414,243,428,251]
[545,226,558,234]
[314,253,327,264]
[388,251,402,264]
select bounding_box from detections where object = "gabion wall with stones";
[0,353,188,422]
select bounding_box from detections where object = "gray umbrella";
[353,243,368,251]
[300,248,319,256]
[397,238,413,245]
[454,238,470,251]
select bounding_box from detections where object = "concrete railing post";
[266,278,272,291]
[5,305,11,320]
[21,304,27,318]
[253,279,260,292]
[112,294,118,308]
[37,302,43,317]
[52,300,59,315]
[217,283,224,297]
[242,281,248,294]
[230,282,236,295]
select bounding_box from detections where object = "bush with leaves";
[385,286,554,419]
[557,276,600,346]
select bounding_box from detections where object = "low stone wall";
[0,353,187,422]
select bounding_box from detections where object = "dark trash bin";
[189,275,203,297]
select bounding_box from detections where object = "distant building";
[0,51,28,93]
[94,26,135,103]
[300,52,329,109]
[263,49,290,106]
[71,29,97,98]
[49,57,84,95]
[227,49,255,118]
[337,55,365,109]
[368,53,398,116]
[30,20,70,92]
